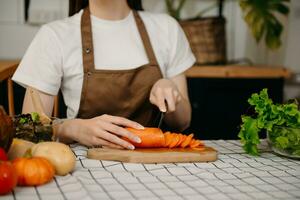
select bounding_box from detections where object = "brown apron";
[77,7,162,127]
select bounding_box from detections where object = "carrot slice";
[169,134,180,148]
[164,132,173,147]
[180,133,194,148]
[190,140,203,148]
[191,147,206,151]
[125,127,165,148]
[177,134,186,147]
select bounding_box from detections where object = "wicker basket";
[180,16,227,65]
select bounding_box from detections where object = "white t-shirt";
[13,10,195,118]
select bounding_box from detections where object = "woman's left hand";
[149,78,182,113]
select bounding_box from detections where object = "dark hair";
[69,0,143,16]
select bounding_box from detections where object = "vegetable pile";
[126,127,205,149]
[14,113,52,143]
[238,89,300,156]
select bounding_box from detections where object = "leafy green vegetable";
[239,89,300,155]
[31,112,40,123]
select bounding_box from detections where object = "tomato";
[0,148,8,161]
[0,161,17,195]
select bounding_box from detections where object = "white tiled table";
[1,140,300,200]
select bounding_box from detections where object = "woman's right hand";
[56,114,143,150]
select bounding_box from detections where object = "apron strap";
[81,7,95,73]
[133,10,159,67]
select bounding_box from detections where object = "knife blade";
[158,100,168,128]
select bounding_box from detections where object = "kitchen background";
[0,0,299,139]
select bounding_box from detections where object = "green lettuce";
[238,89,300,155]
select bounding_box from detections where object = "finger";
[173,90,182,103]
[101,114,144,129]
[94,128,135,150]
[164,89,176,112]
[91,137,124,149]
[155,88,167,112]
[102,145,124,150]
[100,121,141,143]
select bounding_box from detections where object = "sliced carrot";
[190,140,203,148]
[164,132,173,147]
[169,134,180,148]
[191,147,206,151]
[180,133,194,148]
[177,134,186,147]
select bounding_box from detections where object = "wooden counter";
[185,65,291,78]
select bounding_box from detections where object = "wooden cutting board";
[87,147,217,163]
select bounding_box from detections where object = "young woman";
[12,0,195,150]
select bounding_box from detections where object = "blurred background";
[0,0,299,139]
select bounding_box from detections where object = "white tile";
[91,171,112,179]
[235,185,259,192]
[159,176,179,182]
[81,159,102,168]
[268,191,293,198]
[39,194,65,200]
[206,180,228,186]
[214,173,236,180]
[275,183,298,191]
[196,186,218,194]
[165,181,187,189]
[247,192,272,199]
[206,193,231,200]
[217,186,240,193]
[224,179,247,186]
[197,172,218,180]
[255,184,278,192]
[138,176,159,183]
[175,187,197,195]
[228,193,252,200]
[124,183,147,191]
[153,189,176,196]
[182,194,208,200]
[185,179,209,187]
[102,184,125,192]
[123,163,146,171]
[261,177,285,184]
[145,182,168,190]
[109,191,133,199]
[279,176,300,184]
[149,168,170,176]
[243,177,266,185]
[167,167,190,176]
[132,190,156,198]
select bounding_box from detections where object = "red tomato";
[0,161,17,195]
[0,148,8,161]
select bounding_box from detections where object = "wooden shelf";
[185,65,291,79]
[0,60,19,81]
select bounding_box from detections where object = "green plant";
[165,0,290,50]
[238,89,300,156]
[239,0,290,49]
[165,0,217,20]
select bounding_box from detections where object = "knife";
[158,100,168,128]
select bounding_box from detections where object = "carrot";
[169,134,180,148]
[164,132,173,147]
[125,127,205,149]
[190,140,204,148]
[125,127,165,148]
[180,133,194,148]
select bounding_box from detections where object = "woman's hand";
[56,114,143,149]
[150,78,183,112]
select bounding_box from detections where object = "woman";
[12,0,195,150]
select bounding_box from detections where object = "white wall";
[0,0,299,74]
